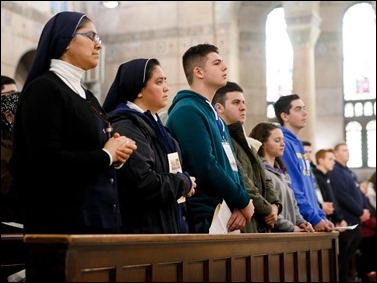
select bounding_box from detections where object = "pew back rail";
[24,232,339,282]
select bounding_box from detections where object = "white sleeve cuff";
[114,162,124,169]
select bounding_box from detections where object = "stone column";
[283,2,321,144]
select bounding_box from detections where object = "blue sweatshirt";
[166,90,250,219]
[281,127,326,226]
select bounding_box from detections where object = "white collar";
[50,59,86,99]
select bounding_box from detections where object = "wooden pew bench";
[23,232,339,282]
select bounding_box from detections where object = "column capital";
[286,21,321,48]
[285,13,322,48]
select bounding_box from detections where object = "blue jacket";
[166,90,250,219]
[281,127,326,226]
[327,161,367,225]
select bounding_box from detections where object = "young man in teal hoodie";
[166,44,254,233]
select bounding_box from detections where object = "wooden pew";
[24,232,339,282]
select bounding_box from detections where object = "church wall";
[238,1,277,134]
[315,1,349,150]
[1,2,48,77]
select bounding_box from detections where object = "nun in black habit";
[10,11,136,234]
[103,58,196,234]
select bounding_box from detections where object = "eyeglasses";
[74,31,102,45]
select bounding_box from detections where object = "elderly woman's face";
[61,21,102,71]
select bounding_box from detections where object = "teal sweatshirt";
[166,90,250,219]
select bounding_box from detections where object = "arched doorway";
[15,50,36,89]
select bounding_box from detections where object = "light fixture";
[101,1,120,9]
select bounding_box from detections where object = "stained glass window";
[343,2,376,168]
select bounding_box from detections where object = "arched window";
[265,7,293,120]
[343,3,376,168]
[366,120,376,167]
[345,121,363,168]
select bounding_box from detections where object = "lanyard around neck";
[205,100,225,140]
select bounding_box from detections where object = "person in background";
[213,81,281,233]
[273,94,333,232]
[327,142,370,282]
[166,44,254,233]
[302,141,316,169]
[356,171,376,283]
[103,58,196,233]
[1,75,18,93]
[303,140,334,217]
[1,75,22,232]
[9,11,137,234]
[313,149,347,227]
[1,75,19,194]
[366,171,376,210]
[250,122,314,232]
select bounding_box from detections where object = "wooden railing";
[19,232,339,282]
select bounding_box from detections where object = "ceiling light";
[101,1,120,9]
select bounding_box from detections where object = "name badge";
[168,152,186,204]
[222,141,238,171]
[168,152,182,173]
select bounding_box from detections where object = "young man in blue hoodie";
[273,94,333,232]
[166,44,254,233]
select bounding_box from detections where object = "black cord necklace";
[90,104,113,139]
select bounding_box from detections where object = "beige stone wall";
[86,1,235,107]
[1,2,48,77]
[238,1,274,133]
[315,1,348,151]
